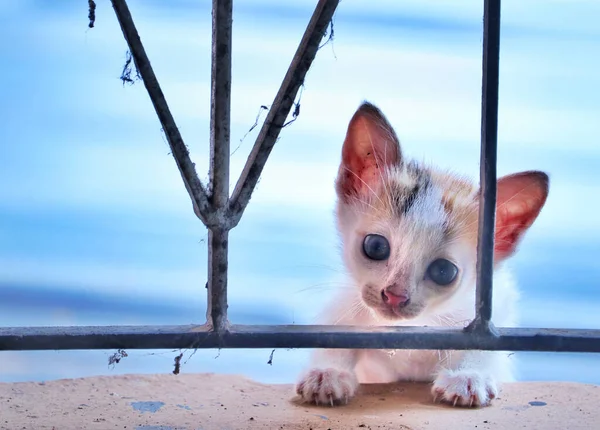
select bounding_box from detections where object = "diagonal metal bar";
[2,325,600,352]
[111,0,213,226]
[206,0,233,333]
[468,0,501,334]
[227,0,340,226]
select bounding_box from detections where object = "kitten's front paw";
[295,368,358,406]
[432,369,498,407]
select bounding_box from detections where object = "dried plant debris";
[120,51,141,86]
[283,85,304,128]
[319,18,335,51]
[173,352,184,375]
[108,349,128,367]
[88,0,96,29]
[233,105,269,156]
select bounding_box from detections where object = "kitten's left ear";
[336,102,402,202]
[493,171,549,261]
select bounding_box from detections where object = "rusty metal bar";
[469,0,501,334]
[206,227,230,332]
[227,0,340,227]
[111,0,213,225]
[209,0,232,212]
[206,0,233,332]
[9,0,593,360]
[2,325,600,352]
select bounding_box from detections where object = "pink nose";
[381,288,410,307]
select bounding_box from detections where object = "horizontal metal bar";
[1,325,600,352]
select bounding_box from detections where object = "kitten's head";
[335,102,549,321]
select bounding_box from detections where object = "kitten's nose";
[381,287,410,307]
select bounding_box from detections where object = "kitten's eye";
[362,234,390,261]
[426,259,458,286]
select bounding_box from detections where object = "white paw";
[432,369,498,407]
[295,368,358,406]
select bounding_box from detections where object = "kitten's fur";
[295,102,549,408]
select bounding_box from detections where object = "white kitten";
[295,102,549,408]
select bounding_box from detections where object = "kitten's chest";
[355,348,444,384]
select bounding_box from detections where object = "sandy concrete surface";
[0,373,598,429]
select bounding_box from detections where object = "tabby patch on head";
[335,102,548,321]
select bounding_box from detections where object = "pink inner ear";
[337,103,401,200]
[493,171,549,261]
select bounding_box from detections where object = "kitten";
[295,102,549,408]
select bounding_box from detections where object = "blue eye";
[362,234,390,261]
[426,259,458,286]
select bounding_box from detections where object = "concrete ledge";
[0,374,598,429]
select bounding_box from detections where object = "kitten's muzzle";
[381,286,410,308]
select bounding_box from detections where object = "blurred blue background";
[1,0,599,384]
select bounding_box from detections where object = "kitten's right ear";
[336,102,402,201]
[493,171,549,262]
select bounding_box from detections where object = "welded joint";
[465,318,499,337]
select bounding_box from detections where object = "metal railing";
[2,0,600,354]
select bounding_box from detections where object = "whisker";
[349,194,380,214]
[343,166,384,206]
[332,300,365,326]
[294,282,355,294]
[367,127,395,213]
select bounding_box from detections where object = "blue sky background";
[1,0,600,384]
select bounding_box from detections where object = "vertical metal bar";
[470,0,501,333]
[206,0,233,332]
[207,228,230,332]
[209,0,232,211]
